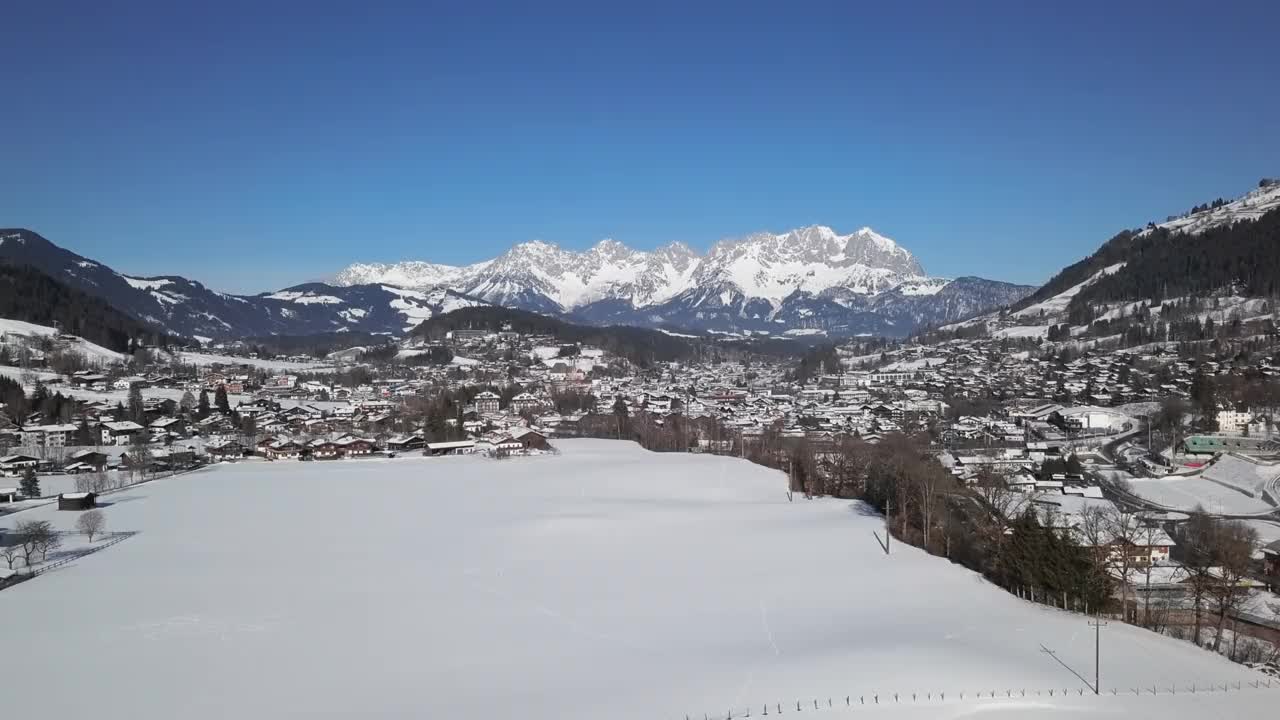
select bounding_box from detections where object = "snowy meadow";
[0,440,1271,719]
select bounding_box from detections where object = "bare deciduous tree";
[1177,509,1220,644]
[76,509,106,543]
[93,468,112,492]
[14,519,56,569]
[1106,507,1143,623]
[127,432,153,482]
[0,541,21,570]
[1207,519,1258,652]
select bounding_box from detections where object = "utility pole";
[1088,619,1107,695]
[884,498,892,554]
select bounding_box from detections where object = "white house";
[100,421,145,446]
[1216,409,1253,433]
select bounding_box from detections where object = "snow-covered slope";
[1011,263,1127,320]
[694,225,923,302]
[1144,181,1280,237]
[0,317,124,363]
[937,178,1280,342]
[0,440,1265,720]
[334,259,485,289]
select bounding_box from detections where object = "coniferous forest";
[0,262,172,352]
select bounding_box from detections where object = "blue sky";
[2,1,1277,294]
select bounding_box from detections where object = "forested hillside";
[1076,207,1280,305]
[0,262,173,352]
[411,306,703,366]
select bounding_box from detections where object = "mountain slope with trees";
[0,261,173,352]
[0,228,489,340]
[409,306,706,366]
[937,178,1280,347]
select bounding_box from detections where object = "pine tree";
[74,418,94,445]
[127,384,145,423]
[1064,454,1084,476]
[215,384,230,414]
[19,466,40,498]
[197,389,211,419]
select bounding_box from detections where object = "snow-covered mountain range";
[336,226,1032,337]
[0,223,1030,341]
[0,229,490,340]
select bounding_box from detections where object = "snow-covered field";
[994,324,1050,339]
[1128,474,1277,516]
[0,441,1268,719]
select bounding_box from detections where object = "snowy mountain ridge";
[1142,181,1280,238]
[0,229,493,340]
[335,225,925,310]
[0,225,1028,341]
[332,226,1030,336]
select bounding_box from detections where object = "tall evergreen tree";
[214,384,230,414]
[74,418,94,445]
[127,384,145,423]
[197,389,211,419]
[19,466,40,498]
